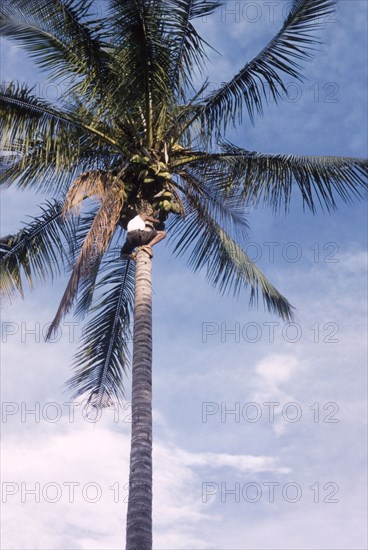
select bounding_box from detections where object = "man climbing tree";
[120,212,166,259]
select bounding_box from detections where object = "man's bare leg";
[147,230,166,248]
[139,231,166,257]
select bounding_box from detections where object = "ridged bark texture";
[126,249,153,550]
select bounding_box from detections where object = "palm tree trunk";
[126,249,153,550]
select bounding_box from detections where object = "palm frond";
[163,0,221,98]
[0,82,123,193]
[204,143,368,213]
[0,138,23,172]
[73,256,102,319]
[67,208,102,318]
[199,0,336,134]
[108,0,175,145]
[46,190,123,338]
[162,81,209,146]
[0,200,76,299]
[177,168,250,243]
[66,258,135,408]
[0,147,119,196]
[168,195,294,321]
[0,0,111,108]
[73,230,124,320]
[0,82,119,155]
[68,208,100,319]
[0,82,80,159]
[63,170,123,213]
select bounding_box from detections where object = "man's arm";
[141,213,160,225]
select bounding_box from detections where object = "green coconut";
[171,203,181,214]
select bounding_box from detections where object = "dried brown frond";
[63,171,110,215]
[46,191,123,338]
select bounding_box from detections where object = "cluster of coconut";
[130,154,171,186]
[128,153,182,216]
[152,190,181,215]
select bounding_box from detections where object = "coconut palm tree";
[0,0,367,548]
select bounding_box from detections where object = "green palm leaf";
[0,143,118,195]
[0,82,119,151]
[0,0,111,107]
[177,168,250,243]
[164,0,221,97]
[195,143,368,213]
[0,200,76,299]
[0,83,122,193]
[200,0,335,133]
[168,195,294,321]
[66,259,135,408]
[108,0,178,145]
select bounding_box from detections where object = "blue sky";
[1,1,367,549]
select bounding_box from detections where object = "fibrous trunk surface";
[126,249,153,550]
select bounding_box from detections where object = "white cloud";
[174,449,290,474]
[255,354,301,385]
[249,354,304,435]
[1,413,291,549]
